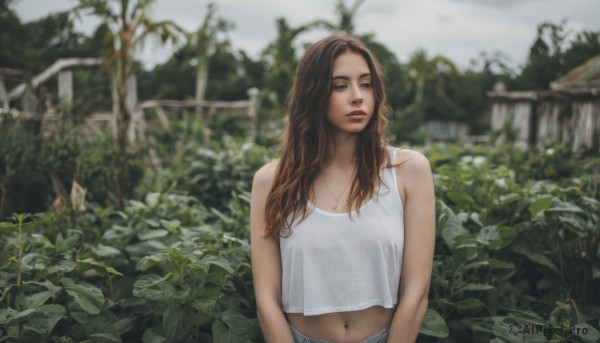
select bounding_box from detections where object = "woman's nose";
[351,85,364,105]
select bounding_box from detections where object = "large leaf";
[446,191,475,207]
[221,309,252,336]
[192,287,222,317]
[528,196,553,217]
[546,199,584,214]
[163,305,193,342]
[78,258,123,277]
[573,323,600,343]
[0,307,36,324]
[197,255,233,274]
[491,320,522,343]
[83,314,122,343]
[132,274,189,302]
[419,308,449,338]
[592,265,600,279]
[212,319,246,343]
[476,226,503,248]
[505,309,545,325]
[461,258,515,272]
[558,215,587,236]
[458,284,494,292]
[437,201,468,250]
[488,259,516,269]
[137,229,169,241]
[141,328,167,343]
[125,240,167,258]
[455,297,486,312]
[160,219,181,232]
[513,246,559,273]
[61,277,105,314]
[136,254,167,271]
[102,225,135,241]
[16,281,61,309]
[55,232,80,253]
[92,244,123,258]
[145,192,161,207]
[22,305,66,337]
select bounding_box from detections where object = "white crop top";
[280,148,404,316]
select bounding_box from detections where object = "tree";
[76,0,183,209]
[562,30,600,72]
[314,0,366,34]
[262,17,318,106]
[404,49,458,124]
[512,21,600,91]
[191,2,233,115]
[515,21,568,90]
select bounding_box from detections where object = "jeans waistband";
[289,324,389,343]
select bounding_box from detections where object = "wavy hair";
[264,33,390,238]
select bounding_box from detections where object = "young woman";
[250,33,436,343]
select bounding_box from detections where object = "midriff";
[286,305,395,343]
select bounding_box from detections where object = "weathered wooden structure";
[488,56,600,152]
[1,59,259,141]
[1,58,105,134]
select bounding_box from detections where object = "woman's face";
[326,51,375,136]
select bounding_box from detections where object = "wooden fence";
[487,88,600,152]
[0,59,259,141]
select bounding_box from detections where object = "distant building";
[487,56,600,152]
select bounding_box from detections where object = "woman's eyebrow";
[332,73,372,80]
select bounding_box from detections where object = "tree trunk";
[113,76,130,210]
[195,55,209,118]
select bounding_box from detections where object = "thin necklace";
[322,176,352,211]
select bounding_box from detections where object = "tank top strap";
[384,147,400,193]
[388,146,397,164]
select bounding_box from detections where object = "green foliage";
[0,116,143,216]
[423,143,600,342]
[138,136,275,212]
[2,137,599,341]
[0,183,260,341]
[512,21,600,91]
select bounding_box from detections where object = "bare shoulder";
[253,159,279,190]
[393,148,432,174]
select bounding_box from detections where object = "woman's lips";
[347,110,367,119]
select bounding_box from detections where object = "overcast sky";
[13,0,600,71]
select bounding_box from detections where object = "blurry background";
[1,1,599,342]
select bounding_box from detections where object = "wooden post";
[21,86,37,115]
[247,87,259,141]
[125,75,144,142]
[58,70,73,111]
[0,75,7,111]
[154,106,171,131]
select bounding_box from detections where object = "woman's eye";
[361,82,372,88]
[333,84,347,90]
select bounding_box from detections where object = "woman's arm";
[250,162,295,343]
[387,150,436,343]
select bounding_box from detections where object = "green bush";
[1,134,599,342]
[426,144,600,342]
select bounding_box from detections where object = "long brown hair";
[264,33,390,238]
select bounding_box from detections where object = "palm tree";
[314,0,366,34]
[404,49,458,124]
[76,0,183,209]
[192,3,232,116]
[262,17,318,106]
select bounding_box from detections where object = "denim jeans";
[289,324,389,343]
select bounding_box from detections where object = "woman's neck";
[326,132,358,170]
